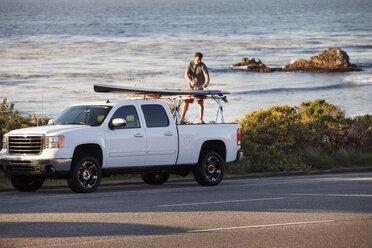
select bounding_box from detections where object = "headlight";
[2,136,8,150]
[45,136,64,149]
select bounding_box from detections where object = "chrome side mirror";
[48,119,54,125]
[110,118,126,130]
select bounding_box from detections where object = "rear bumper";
[235,149,243,162]
[0,158,71,177]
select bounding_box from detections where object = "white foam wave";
[344,72,372,86]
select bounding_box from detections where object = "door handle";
[134,133,144,137]
[164,131,174,136]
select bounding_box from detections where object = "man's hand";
[203,82,209,88]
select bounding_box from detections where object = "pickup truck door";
[105,105,146,167]
[141,104,178,166]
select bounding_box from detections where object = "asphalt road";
[1,172,372,248]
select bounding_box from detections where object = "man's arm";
[203,67,210,88]
[185,63,196,88]
[185,70,194,86]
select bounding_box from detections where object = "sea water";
[0,0,371,122]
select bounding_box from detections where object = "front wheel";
[68,155,101,193]
[193,151,224,186]
[141,172,170,185]
[10,175,44,192]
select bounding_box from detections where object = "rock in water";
[231,58,274,72]
[284,48,360,72]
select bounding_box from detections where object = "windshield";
[53,105,112,126]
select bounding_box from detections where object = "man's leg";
[198,101,204,124]
[180,102,189,123]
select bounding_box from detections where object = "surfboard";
[94,84,230,96]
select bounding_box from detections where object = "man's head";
[194,52,203,65]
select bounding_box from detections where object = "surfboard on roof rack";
[94,83,230,96]
[94,83,229,123]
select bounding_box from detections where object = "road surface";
[1,172,372,248]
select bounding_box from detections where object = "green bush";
[235,105,311,173]
[299,100,372,151]
[298,99,372,169]
[349,115,372,151]
[299,99,348,147]
[0,97,49,147]
[228,99,372,174]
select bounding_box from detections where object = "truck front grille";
[8,136,43,155]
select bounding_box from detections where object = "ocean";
[0,0,371,122]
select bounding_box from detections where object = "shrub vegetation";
[228,99,372,174]
[235,105,311,173]
[1,97,49,142]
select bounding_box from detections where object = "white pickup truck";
[1,99,242,193]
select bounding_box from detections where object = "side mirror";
[48,119,54,125]
[109,118,126,130]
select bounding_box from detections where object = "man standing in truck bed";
[179,52,210,124]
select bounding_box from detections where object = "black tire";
[141,172,170,185]
[68,155,101,193]
[193,150,224,186]
[10,175,44,192]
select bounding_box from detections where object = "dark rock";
[231,58,274,72]
[283,48,361,72]
[232,57,252,67]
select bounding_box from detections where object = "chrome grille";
[8,136,43,155]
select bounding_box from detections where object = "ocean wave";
[356,63,372,69]
[209,68,233,73]
[344,72,372,84]
[0,74,52,80]
[233,82,372,95]
[0,80,36,86]
[342,45,372,50]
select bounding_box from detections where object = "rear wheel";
[141,172,170,185]
[193,150,224,186]
[10,175,44,192]
[68,155,101,193]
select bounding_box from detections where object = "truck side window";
[141,104,170,128]
[111,105,140,128]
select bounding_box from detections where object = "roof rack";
[94,84,229,124]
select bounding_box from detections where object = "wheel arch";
[73,143,103,167]
[199,140,226,162]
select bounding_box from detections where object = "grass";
[0,172,10,189]
[225,149,372,175]
[302,147,372,170]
